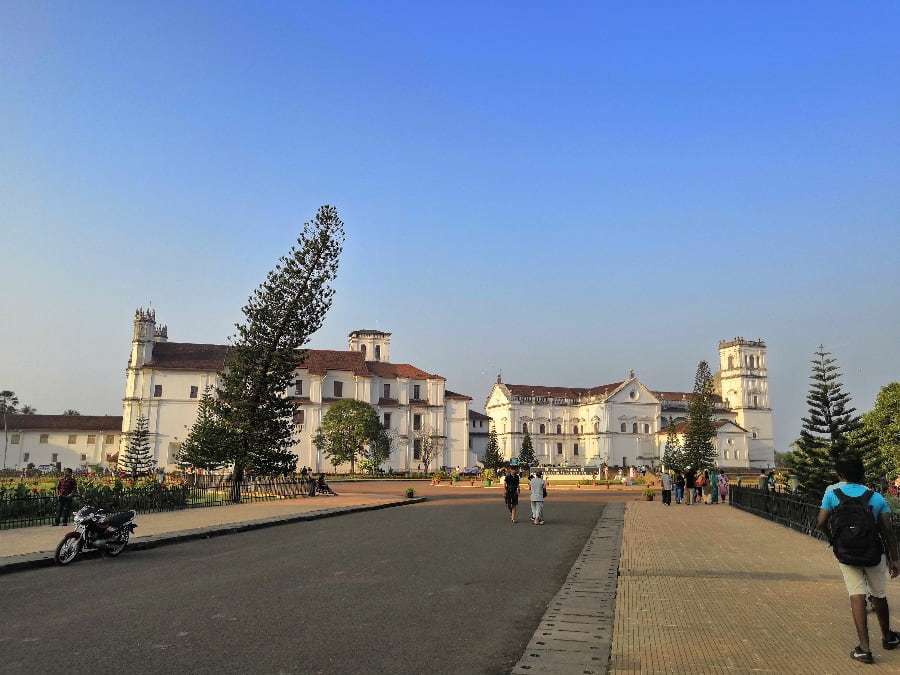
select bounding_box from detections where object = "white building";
[3,414,122,470]
[120,310,474,472]
[484,338,775,470]
[468,409,491,464]
[656,420,752,469]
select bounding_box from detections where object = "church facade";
[483,338,774,470]
[120,310,474,472]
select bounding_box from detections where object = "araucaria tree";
[314,399,385,474]
[790,346,874,496]
[662,421,685,473]
[682,361,718,471]
[177,387,234,471]
[1,389,19,470]
[482,425,504,470]
[122,415,155,480]
[519,429,535,466]
[215,205,344,498]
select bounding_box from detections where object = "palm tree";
[19,404,37,415]
[62,409,81,416]
[1,390,19,469]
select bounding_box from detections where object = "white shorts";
[838,555,888,598]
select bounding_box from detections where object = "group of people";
[501,465,547,525]
[298,466,336,496]
[659,468,729,506]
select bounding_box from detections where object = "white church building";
[484,337,775,470]
[120,309,474,473]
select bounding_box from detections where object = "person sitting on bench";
[316,473,337,496]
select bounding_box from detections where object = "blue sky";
[1,2,898,449]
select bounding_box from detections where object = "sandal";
[851,646,874,664]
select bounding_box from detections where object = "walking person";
[54,468,77,527]
[529,470,546,525]
[718,472,729,503]
[504,465,520,523]
[817,456,900,664]
[709,467,719,504]
[684,468,696,505]
[660,471,673,506]
[674,472,685,504]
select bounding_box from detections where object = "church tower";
[130,308,157,368]
[717,337,774,467]
[348,329,391,362]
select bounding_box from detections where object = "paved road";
[2,483,631,675]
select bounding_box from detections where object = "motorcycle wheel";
[54,533,82,565]
[105,533,129,557]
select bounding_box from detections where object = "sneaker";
[883,631,900,650]
[851,646,874,664]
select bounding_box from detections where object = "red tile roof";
[445,390,472,401]
[365,361,443,380]
[505,382,623,400]
[654,390,723,403]
[300,349,368,376]
[656,419,746,435]
[469,409,491,421]
[145,342,230,370]
[6,415,123,431]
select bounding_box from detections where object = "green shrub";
[405,487,415,498]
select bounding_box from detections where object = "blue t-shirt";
[820,482,890,519]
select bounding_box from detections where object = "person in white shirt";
[529,471,546,525]
[660,471,673,506]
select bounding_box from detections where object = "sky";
[1,1,898,450]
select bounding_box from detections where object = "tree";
[414,427,445,474]
[662,421,685,473]
[1,390,18,470]
[314,399,384,474]
[177,387,235,471]
[681,361,718,471]
[519,429,535,466]
[862,383,900,478]
[482,425,504,471]
[19,405,37,415]
[360,429,394,475]
[121,415,155,480]
[62,409,81,416]
[215,205,344,498]
[790,346,870,496]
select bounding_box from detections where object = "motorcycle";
[54,505,138,565]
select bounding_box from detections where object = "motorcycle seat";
[101,511,135,527]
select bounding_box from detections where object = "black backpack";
[830,488,883,566]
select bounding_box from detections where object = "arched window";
[522,422,528,434]
[752,430,758,439]
[539,424,545,434]
[727,355,734,370]
[374,345,381,361]
[643,423,650,434]
[620,422,627,433]
[594,422,599,433]
[572,425,578,435]
[360,344,366,358]
[753,395,758,407]
[556,424,561,435]
[632,423,638,433]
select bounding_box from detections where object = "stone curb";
[511,501,625,675]
[0,496,425,575]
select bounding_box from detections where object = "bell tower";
[717,337,774,467]
[131,308,157,368]
[348,329,392,362]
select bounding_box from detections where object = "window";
[104,434,115,444]
[10,433,19,444]
[752,430,758,439]
[629,389,637,400]
[87,434,96,444]
[594,422,599,433]
[384,383,391,399]
[374,345,381,361]
[539,424,545,434]
[383,413,391,429]
[479,421,483,428]
[190,386,198,399]
[574,443,579,456]
[723,450,730,460]
[80,453,87,462]
[154,384,163,397]
[572,425,578,435]
[620,423,626,433]
[643,424,650,434]
[413,438,422,459]
[361,344,367,358]
[51,453,58,463]
[523,423,528,434]
[556,443,563,455]
[735,450,741,459]
[40,434,49,444]
[293,409,305,425]
[556,424,561,435]
[413,384,421,400]
[753,395,758,407]
[580,425,584,434]
[413,414,422,431]
[727,355,734,369]
[334,381,343,398]
[632,423,638,434]
[23,452,29,463]
[295,380,303,396]
[68,434,77,444]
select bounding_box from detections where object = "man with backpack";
[817,456,900,664]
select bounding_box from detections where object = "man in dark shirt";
[684,468,696,506]
[504,466,520,523]
[55,468,77,526]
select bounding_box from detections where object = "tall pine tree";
[215,206,344,499]
[121,415,155,480]
[682,361,718,471]
[519,429,535,466]
[791,346,873,496]
[662,421,685,473]
[177,387,234,471]
[482,425,504,470]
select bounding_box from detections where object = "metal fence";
[0,476,311,530]
[729,485,900,541]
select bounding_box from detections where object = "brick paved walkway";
[611,501,900,674]
[0,493,396,559]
